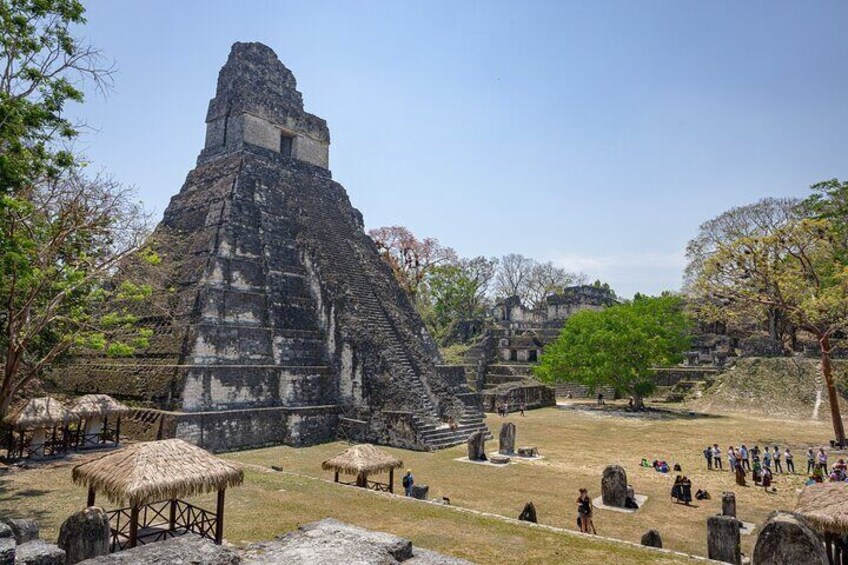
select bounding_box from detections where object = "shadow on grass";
[557,403,724,421]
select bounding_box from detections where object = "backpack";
[403,475,412,488]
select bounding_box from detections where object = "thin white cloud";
[547,250,686,298]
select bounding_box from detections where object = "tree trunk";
[629,389,645,411]
[821,335,846,447]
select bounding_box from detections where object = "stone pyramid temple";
[50,42,487,452]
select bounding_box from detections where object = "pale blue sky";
[69,1,848,298]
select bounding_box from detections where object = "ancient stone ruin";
[57,507,111,564]
[752,512,827,565]
[498,422,515,454]
[48,42,487,453]
[721,492,736,518]
[467,430,487,461]
[601,465,629,508]
[706,515,741,565]
[640,529,662,548]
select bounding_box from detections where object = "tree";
[494,253,534,301]
[0,0,113,193]
[427,256,498,337]
[525,261,587,308]
[368,225,457,303]
[691,212,848,445]
[0,171,151,415]
[534,295,691,410]
[685,197,804,346]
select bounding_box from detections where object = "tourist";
[739,444,750,471]
[402,469,414,497]
[773,446,783,473]
[807,448,816,474]
[519,402,526,416]
[752,459,762,485]
[761,466,774,492]
[763,447,772,470]
[577,488,594,534]
[713,444,723,470]
[785,448,795,474]
[751,445,760,463]
[818,447,829,470]
[813,464,826,483]
[597,393,604,405]
[734,460,747,487]
[680,476,693,505]
[703,445,713,470]
[671,475,683,501]
[728,446,737,472]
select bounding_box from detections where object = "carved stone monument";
[640,530,662,548]
[707,515,741,565]
[752,512,827,565]
[721,492,737,518]
[467,431,487,461]
[57,507,110,564]
[498,422,515,454]
[601,465,628,508]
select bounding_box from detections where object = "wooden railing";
[106,500,218,552]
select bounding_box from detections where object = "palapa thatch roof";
[3,397,78,429]
[68,394,131,419]
[72,438,244,507]
[321,444,403,476]
[795,482,848,535]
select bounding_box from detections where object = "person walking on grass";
[577,488,595,534]
[763,447,772,470]
[713,444,723,470]
[818,447,828,470]
[728,446,737,473]
[773,446,783,473]
[704,445,713,470]
[807,448,816,474]
[740,444,750,471]
[751,445,761,464]
[402,469,414,497]
[785,448,795,474]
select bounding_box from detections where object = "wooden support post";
[169,499,177,532]
[5,430,13,460]
[129,505,140,548]
[115,416,122,445]
[389,468,394,494]
[215,489,225,544]
[87,487,96,507]
[103,416,108,445]
[334,471,339,483]
[51,425,57,456]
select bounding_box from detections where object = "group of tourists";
[803,448,848,484]
[703,444,796,474]
[495,401,527,417]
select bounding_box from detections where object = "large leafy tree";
[426,256,498,339]
[535,295,691,410]
[368,225,457,304]
[0,0,112,193]
[685,197,804,346]
[0,171,151,416]
[692,210,848,444]
[0,0,150,418]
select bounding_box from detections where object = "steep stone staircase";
[414,404,492,450]
[297,191,441,420]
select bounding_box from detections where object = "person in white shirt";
[713,444,723,470]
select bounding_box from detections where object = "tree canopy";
[534,295,691,408]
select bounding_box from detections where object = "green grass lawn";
[0,401,830,563]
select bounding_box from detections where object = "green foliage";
[0,0,109,193]
[105,342,134,357]
[535,295,691,402]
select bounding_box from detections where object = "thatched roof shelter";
[796,482,848,535]
[2,397,78,429]
[72,438,244,507]
[68,394,130,419]
[322,444,403,476]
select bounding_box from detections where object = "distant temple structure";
[49,42,487,452]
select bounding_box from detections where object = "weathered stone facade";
[49,42,486,452]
